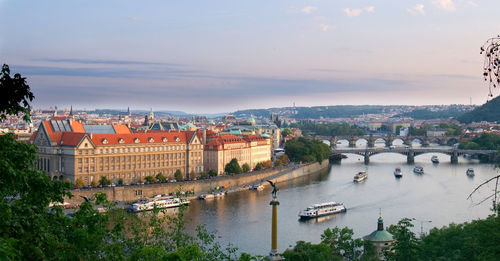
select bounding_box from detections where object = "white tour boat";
[353,171,368,182]
[431,156,439,164]
[198,191,226,200]
[131,195,189,212]
[299,202,346,219]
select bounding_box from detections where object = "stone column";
[450,151,458,164]
[407,150,415,164]
[364,151,370,165]
[268,198,283,260]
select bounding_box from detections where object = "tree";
[156,172,167,183]
[320,227,363,260]
[0,64,34,122]
[385,218,419,261]
[90,179,98,187]
[199,171,208,180]
[275,154,289,167]
[99,176,111,186]
[118,178,124,185]
[145,175,156,183]
[285,137,331,163]
[224,158,242,174]
[208,169,218,177]
[75,178,85,188]
[174,169,183,181]
[481,35,500,98]
[242,163,251,173]
[282,128,292,137]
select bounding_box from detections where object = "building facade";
[204,134,271,174]
[32,119,203,185]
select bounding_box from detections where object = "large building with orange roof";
[204,134,271,174]
[32,119,204,185]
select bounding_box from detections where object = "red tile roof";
[71,121,85,133]
[91,132,187,146]
[60,132,86,146]
[112,124,131,134]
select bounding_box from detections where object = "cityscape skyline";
[1,0,499,113]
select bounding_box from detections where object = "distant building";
[31,119,203,184]
[426,129,446,137]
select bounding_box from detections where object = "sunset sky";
[1,0,499,113]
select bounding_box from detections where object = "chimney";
[203,129,207,145]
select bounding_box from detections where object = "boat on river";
[299,202,346,219]
[199,191,226,200]
[413,166,424,174]
[394,167,403,178]
[131,195,189,212]
[466,168,475,177]
[431,156,439,164]
[353,171,368,182]
[250,184,264,190]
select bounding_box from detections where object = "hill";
[457,96,500,123]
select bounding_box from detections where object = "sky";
[1,0,499,114]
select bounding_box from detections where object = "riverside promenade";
[67,160,330,205]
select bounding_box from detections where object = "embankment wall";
[67,160,329,204]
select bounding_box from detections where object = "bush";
[199,172,209,179]
[75,178,85,187]
[99,176,111,186]
[144,176,156,183]
[155,172,167,182]
[242,163,251,173]
[118,178,124,185]
[254,163,263,171]
[90,179,98,187]
[174,169,183,181]
[208,169,218,177]
[224,158,242,174]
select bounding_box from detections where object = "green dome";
[246,116,256,124]
[363,230,394,242]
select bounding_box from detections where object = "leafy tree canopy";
[285,137,331,163]
[0,64,34,122]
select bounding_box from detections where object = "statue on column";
[267,180,279,198]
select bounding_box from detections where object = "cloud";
[343,8,363,17]
[467,0,478,7]
[365,6,375,13]
[318,24,333,32]
[287,6,298,13]
[314,16,327,21]
[301,6,317,14]
[407,4,426,16]
[37,58,176,66]
[431,0,456,12]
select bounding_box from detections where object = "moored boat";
[394,167,403,178]
[299,202,346,219]
[466,168,475,177]
[353,171,368,182]
[131,195,189,212]
[199,191,226,200]
[251,184,264,190]
[431,156,439,164]
[413,166,424,174]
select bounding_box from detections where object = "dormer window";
[102,138,108,145]
[148,137,154,143]
[175,136,180,142]
[118,138,124,144]
[162,137,167,142]
[134,138,140,143]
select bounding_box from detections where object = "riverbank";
[66,160,330,205]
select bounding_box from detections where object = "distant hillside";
[458,96,500,123]
[393,105,473,120]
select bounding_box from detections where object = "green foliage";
[254,163,263,171]
[459,133,500,150]
[393,107,471,120]
[156,172,167,182]
[118,178,124,185]
[321,227,364,260]
[242,163,251,173]
[385,218,419,261]
[408,125,431,136]
[174,169,183,181]
[290,122,366,136]
[225,158,242,174]
[458,95,500,123]
[99,176,111,186]
[199,171,209,179]
[285,137,331,163]
[145,175,156,183]
[208,169,218,177]
[282,128,292,137]
[282,241,336,261]
[75,178,85,187]
[275,154,289,167]
[0,64,34,122]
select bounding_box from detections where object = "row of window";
[77,145,203,155]
[77,160,192,173]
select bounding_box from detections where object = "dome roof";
[363,230,394,242]
[246,116,256,124]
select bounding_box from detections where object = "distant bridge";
[313,135,462,148]
[331,147,497,164]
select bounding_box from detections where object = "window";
[102,139,108,144]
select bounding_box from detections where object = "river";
[180,144,498,255]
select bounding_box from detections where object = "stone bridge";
[331,147,496,164]
[314,135,462,148]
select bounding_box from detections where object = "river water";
[180,144,499,255]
